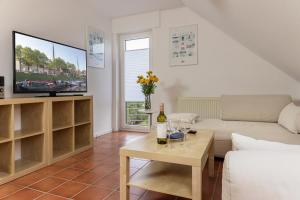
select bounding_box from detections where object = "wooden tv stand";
[0,96,93,184]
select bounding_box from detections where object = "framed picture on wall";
[86,26,105,69]
[169,24,198,66]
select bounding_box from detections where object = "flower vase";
[144,95,151,110]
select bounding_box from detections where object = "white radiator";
[177,97,221,120]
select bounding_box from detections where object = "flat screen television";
[13,31,87,96]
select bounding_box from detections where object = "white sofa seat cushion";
[223,151,300,200]
[192,119,300,156]
[232,133,300,151]
[278,103,300,134]
[192,119,299,142]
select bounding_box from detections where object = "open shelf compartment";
[0,142,13,178]
[53,128,73,159]
[74,99,91,125]
[129,161,192,199]
[0,105,12,142]
[52,101,73,130]
[15,134,44,173]
[14,103,44,139]
[75,123,91,150]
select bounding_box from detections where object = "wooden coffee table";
[120,130,214,200]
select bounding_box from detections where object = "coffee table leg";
[120,155,129,200]
[208,141,215,177]
[192,166,202,200]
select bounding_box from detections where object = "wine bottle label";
[157,123,167,138]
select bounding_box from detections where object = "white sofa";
[191,95,300,157]
[222,150,300,200]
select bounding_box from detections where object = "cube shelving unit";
[0,105,12,142]
[52,128,74,159]
[0,96,93,184]
[75,123,92,150]
[49,96,93,163]
[0,142,13,178]
[52,100,73,130]
[14,103,44,139]
[75,99,91,125]
[15,134,44,173]
[0,99,47,185]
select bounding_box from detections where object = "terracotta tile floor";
[0,132,223,200]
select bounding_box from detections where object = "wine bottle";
[157,103,167,144]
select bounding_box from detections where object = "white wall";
[182,0,300,82]
[112,7,300,118]
[0,0,113,136]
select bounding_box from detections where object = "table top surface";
[120,129,214,166]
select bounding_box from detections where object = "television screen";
[13,31,87,94]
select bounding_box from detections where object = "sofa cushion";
[192,119,300,156]
[278,103,300,134]
[221,95,292,122]
[222,151,300,200]
[232,133,300,151]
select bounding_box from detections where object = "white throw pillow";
[232,133,300,151]
[278,103,300,134]
[167,113,199,124]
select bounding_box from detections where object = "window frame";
[119,31,152,132]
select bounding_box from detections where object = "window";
[125,38,149,51]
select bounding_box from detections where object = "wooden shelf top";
[14,130,44,140]
[52,125,74,132]
[0,98,47,106]
[0,96,93,105]
[75,121,91,127]
[0,137,12,144]
[50,95,93,102]
[129,161,192,199]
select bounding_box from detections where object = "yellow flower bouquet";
[137,71,159,109]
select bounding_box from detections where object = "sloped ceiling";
[89,0,183,18]
[182,0,300,82]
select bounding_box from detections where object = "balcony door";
[120,32,151,131]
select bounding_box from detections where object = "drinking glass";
[180,121,191,141]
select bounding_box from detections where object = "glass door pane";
[121,34,150,130]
